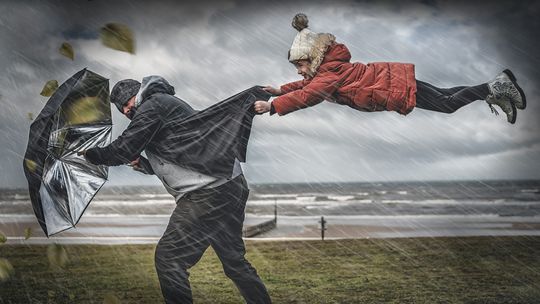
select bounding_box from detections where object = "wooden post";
[274,199,277,224]
[319,216,327,241]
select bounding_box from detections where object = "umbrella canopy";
[23,68,112,237]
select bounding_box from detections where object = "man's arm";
[85,100,163,166]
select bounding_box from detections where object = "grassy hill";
[1,236,540,303]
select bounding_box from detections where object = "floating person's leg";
[415,80,490,114]
[415,73,524,124]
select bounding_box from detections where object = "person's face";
[122,96,136,119]
[294,60,312,79]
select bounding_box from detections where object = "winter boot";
[501,69,526,109]
[487,70,526,108]
[486,94,517,124]
[486,70,522,124]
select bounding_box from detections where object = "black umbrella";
[23,68,112,237]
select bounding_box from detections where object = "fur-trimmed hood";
[306,32,336,75]
[287,14,336,76]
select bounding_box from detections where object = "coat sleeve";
[280,79,310,94]
[85,100,163,166]
[272,73,340,116]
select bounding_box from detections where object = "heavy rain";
[1,0,540,303]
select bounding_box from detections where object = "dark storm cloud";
[0,0,538,187]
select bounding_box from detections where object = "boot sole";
[503,69,527,110]
[509,102,517,124]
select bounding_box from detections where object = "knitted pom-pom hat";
[287,13,335,75]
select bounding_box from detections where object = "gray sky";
[1,0,539,188]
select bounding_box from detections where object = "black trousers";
[415,80,489,113]
[154,175,272,304]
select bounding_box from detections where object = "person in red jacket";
[254,14,526,124]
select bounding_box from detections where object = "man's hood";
[134,75,175,108]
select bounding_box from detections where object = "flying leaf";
[0,232,6,244]
[103,293,121,304]
[24,227,32,240]
[40,80,58,97]
[59,42,74,60]
[47,243,68,269]
[0,258,14,282]
[24,158,37,173]
[100,23,135,54]
[65,96,108,125]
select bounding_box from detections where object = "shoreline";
[4,233,540,245]
[2,213,540,244]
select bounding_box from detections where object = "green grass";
[1,236,540,303]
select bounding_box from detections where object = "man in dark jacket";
[81,76,272,304]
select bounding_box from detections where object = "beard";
[125,108,136,120]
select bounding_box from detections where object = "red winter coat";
[272,43,417,116]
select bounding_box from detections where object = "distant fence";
[242,218,276,238]
[242,199,278,238]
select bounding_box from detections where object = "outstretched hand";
[254,86,280,114]
[77,150,94,164]
[262,86,281,96]
[128,157,142,172]
[254,101,271,114]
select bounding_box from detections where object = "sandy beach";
[2,213,540,244]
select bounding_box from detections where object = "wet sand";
[2,213,540,244]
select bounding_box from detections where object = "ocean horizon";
[2,179,540,242]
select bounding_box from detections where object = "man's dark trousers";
[154,174,272,304]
